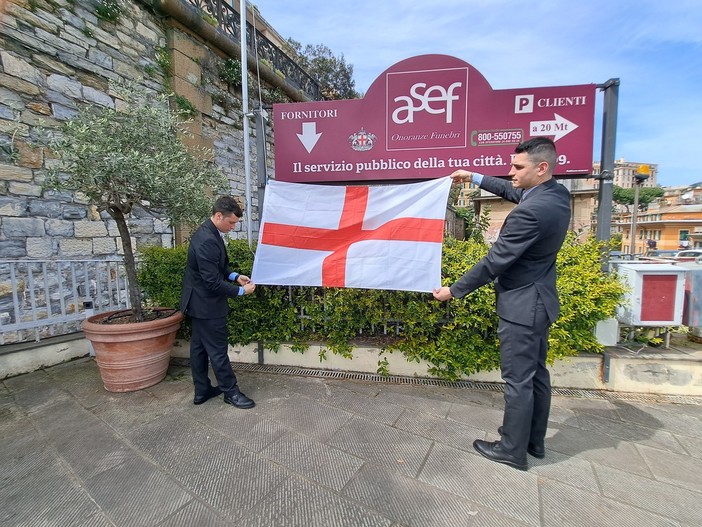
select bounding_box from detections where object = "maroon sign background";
[273,54,596,182]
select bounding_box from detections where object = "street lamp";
[629,164,650,257]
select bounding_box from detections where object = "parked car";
[645,250,678,258]
[674,249,702,259]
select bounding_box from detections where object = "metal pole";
[255,107,268,212]
[240,0,253,246]
[595,79,619,244]
[630,182,640,257]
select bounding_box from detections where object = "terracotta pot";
[82,308,183,392]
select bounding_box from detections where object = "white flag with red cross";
[251,177,452,292]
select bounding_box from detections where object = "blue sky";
[250,0,702,188]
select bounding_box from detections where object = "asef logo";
[386,67,468,150]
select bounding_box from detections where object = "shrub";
[139,235,624,380]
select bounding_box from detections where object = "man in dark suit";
[433,137,571,470]
[180,196,256,409]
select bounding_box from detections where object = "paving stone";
[545,422,651,476]
[418,443,541,525]
[261,430,364,490]
[263,395,354,441]
[169,441,289,522]
[343,462,526,527]
[0,434,58,488]
[92,389,175,433]
[157,500,232,527]
[575,411,687,454]
[1,460,103,527]
[236,473,391,527]
[126,412,223,471]
[83,458,193,527]
[613,400,702,437]
[50,419,139,480]
[637,444,702,492]
[316,383,406,424]
[446,401,506,432]
[394,408,485,450]
[525,448,598,491]
[541,478,683,527]
[595,464,702,525]
[674,432,702,459]
[328,416,433,477]
[375,389,453,417]
[194,409,288,453]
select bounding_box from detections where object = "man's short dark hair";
[515,137,557,174]
[213,196,243,218]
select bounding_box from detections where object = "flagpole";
[240,0,253,246]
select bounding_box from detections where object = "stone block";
[173,76,211,116]
[172,50,201,86]
[15,140,43,168]
[2,217,45,236]
[58,238,92,257]
[45,218,73,237]
[8,1,62,31]
[82,86,113,107]
[1,51,44,86]
[26,237,54,258]
[168,29,207,64]
[26,101,52,115]
[74,220,108,238]
[8,181,42,196]
[0,239,26,258]
[0,196,26,216]
[0,163,33,182]
[92,237,117,255]
[46,73,82,99]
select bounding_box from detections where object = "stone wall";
[0,0,272,261]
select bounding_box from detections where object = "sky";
[249,0,702,188]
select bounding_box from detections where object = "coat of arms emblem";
[348,128,377,152]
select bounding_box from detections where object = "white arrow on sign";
[297,122,322,153]
[529,113,578,141]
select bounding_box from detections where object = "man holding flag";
[433,137,571,471]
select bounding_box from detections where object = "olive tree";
[45,84,228,322]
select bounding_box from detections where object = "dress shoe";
[193,386,222,405]
[223,389,255,409]
[473,439,528,470]
[497,426,546,459]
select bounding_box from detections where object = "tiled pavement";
[2,357,701,526]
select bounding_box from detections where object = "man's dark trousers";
[498,297,551,457]
[190,315,237,395]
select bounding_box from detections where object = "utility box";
[616,263,686,326]
[674,262,702,327]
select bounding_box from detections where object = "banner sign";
[273,54,596,182]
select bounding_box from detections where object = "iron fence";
[0,259,130,345]
[185,0,322,101]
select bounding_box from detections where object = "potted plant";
[45,83,228,391]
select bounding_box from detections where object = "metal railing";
[185,0,322,101]
[0,259,130,345]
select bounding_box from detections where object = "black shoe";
[473,439,528,470]
[193,386,222,405]
[223,390,255,409]
[497,426,546,459]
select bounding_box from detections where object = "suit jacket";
[179,219,242,319]
[449,176,571,326]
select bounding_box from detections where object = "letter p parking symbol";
[515,95,534,114]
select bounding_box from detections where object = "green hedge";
[139,233,624,381]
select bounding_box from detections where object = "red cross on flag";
[251,177,453,292]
